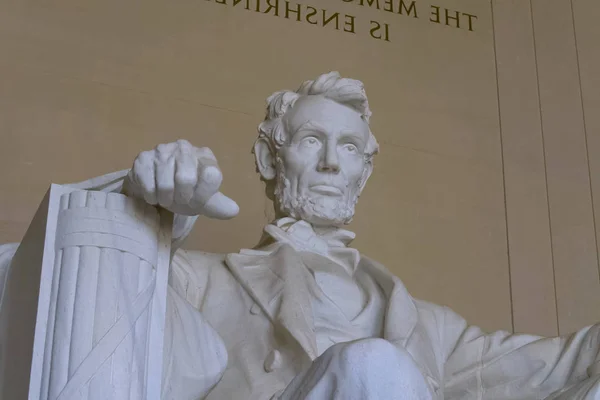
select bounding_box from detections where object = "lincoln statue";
[1,72,599,399]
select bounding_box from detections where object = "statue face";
[274,95,371,226]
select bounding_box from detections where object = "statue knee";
[283,340,433,400]
[340,339,418,372]
[335,339,430,394]
[337,338,400,370]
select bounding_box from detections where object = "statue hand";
[123,139,239,219]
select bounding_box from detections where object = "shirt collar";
[258,218,360,275]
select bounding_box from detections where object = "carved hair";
[255,71,380,162]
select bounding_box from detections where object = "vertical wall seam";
[490,0,515,333]
[529,0,561,335]
[569,0,600,285]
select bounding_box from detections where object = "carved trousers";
[279,338,434,400]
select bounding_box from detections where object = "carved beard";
[273,157,360,227]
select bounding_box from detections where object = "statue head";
[253,71,379,227]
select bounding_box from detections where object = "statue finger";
[195,146,217,164]
[188,163,222,210]
[175,139,193,151]
[174,153,198,205]
[155,156,176,208]
[133,154,157,205]
[155,142,178,156]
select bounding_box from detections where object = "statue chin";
[275,190,357,227]
[272,159,359,227]
[285,203,354,227]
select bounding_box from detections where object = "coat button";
[264,349,282,373]
[250,303,261,315]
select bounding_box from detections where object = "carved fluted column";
[0,186,172,400]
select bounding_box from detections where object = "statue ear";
[254,138,277,180]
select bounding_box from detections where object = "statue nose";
[318,146,340,173]
[317,162,340,173]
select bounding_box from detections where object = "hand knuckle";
[156,143,172,154]
[133,158,144,172]
[136,150,152,164]
[198,146,215,156]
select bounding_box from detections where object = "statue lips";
[309,184,344,196]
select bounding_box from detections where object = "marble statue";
[1,71,600,400]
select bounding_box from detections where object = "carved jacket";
[162,242,600,400]
[1,171,600,400]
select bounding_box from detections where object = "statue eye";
[302,137,320,147]
[344,144,358,153]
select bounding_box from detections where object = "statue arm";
[441,307,600,399]
[161,251,229,399]
[162,286,228,399]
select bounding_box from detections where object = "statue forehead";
[282,95,370,139]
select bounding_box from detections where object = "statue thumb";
[202,192,240,220]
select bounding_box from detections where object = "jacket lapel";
[225,244,319,360]
[226,244,420,360]
[358,255,418,348]
[360,256,443,390]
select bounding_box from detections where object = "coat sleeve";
[440,306,600,400]
[161,261,228,400]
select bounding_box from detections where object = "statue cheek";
[340,153,365,170]
[345,163,366,183]
[285,162,310,182]
[283,150,316,172]
[279,169,302,195]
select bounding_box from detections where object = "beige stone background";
[0,0,598,336]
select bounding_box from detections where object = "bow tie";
[261,218,361,276]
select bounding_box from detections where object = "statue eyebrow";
[339,130,366,145]
[293,120,328,135]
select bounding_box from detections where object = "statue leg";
[278,338,434,400]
